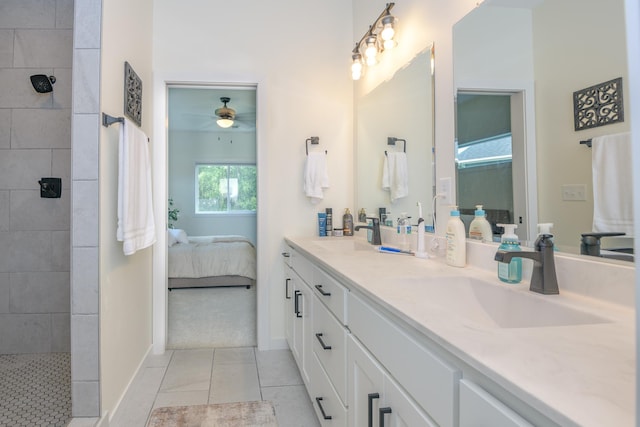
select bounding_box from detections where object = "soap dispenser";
[445,206,466,267]
[468,205,493,242]
[497,224,522,284]
[537,223,557,251]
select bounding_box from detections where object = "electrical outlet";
[561,184,587,201]
[439,177,453,205]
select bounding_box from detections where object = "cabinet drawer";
[349,292,460,427]
[312,265,348,324]
[460,380,533,427]
[313,296,347,404]
[309,352,348,427]
[291,249,315,285]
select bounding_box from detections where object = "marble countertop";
[284,235,636,427]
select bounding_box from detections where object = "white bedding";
[168,235,256,280]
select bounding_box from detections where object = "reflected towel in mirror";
[382,151,409,202]
[303,151,330,204]
[592,132,633,236]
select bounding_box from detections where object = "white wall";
[153,0,355,349]
[533,0,629,247]
[99,0,154,418]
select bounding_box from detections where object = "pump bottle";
[445,206,466,267]
[468,205,493,242]
[497,224,522,283]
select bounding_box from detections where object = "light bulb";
[364,35,378,59]
[217,118,234,128]
[383,39,396,50]
[352,70,362,81]
[366,55,377,66]
[381,23,395,41]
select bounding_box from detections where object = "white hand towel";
[303,152,329,204]
[592,132,633,236]
[117,118,156,255]
[382,151,409,203]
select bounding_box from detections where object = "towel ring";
[306,136,326,155]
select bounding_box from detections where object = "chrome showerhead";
[30,74,56,93]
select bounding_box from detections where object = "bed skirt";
[168,275,255,290]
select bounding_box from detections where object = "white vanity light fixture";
[351,3,397,80]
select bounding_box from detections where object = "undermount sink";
[312,238,375,252]
[396,276,610,329]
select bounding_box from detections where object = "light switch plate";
[561,184,587,201]
[439,177,453,205]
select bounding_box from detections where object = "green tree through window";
[196,164,257,213]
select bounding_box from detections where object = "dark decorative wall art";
[573,77,623,131]
[124,61,142,126]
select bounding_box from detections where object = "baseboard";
[106,344,153,424]
[268,337,289,350]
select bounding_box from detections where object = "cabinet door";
[348,335,385,427]
[383,372,437,427]
[284,266,293,348]
[459,380,533,427]
[292,278,313,386]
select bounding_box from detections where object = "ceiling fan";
[215,97,236,128]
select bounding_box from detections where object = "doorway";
[166,85,258,348]
[455,91,530,242]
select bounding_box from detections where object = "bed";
[167,231,257,290]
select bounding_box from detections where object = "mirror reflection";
[453,0,632,261]
[356,46,435,227]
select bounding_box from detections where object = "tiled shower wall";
[0,1,74,354]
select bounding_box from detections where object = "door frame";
[454,80,538,242]
[152,74,268,353]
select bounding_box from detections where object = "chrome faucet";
[355,217,382,246]
[494,234,559,295]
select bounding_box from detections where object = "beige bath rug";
[146,401,278,427]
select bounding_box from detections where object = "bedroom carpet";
[168,286,257,349]
[146,401,278,427]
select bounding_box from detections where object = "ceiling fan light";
[217,117,234,128]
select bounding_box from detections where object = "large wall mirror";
[356,45,436,227]
[453,0,632,261]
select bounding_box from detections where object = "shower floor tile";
[0,353,71,427]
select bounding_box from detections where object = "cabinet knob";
[282,252,291,257]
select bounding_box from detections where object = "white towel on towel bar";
[303,151,329,204]
[117,118,156,255]
[592,132,633,236]
[382,151,409,203]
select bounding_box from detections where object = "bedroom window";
[196,164,257,214]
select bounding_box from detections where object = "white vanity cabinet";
[348,334,436,427]
[459,380,533,427]
[349,291,461,427]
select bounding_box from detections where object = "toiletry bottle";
[537,223,557,251]
[445,206,466,267]
[318,212,327,237]
[497,224,522,283]
[343,208,354,236]
[358,208,367,223]
[397,213,411,251]
[325,208,333,236]
[468,204,493,242]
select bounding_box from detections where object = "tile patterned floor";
[0,353,71,427]
[109,347,320,427]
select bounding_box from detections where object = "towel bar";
[580,139,592,147]
[102,113,124,127]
